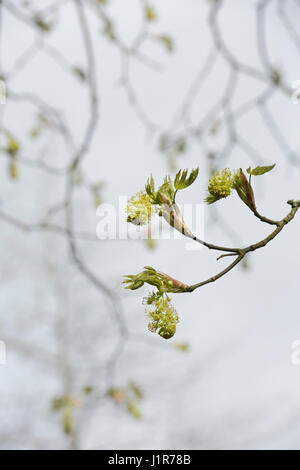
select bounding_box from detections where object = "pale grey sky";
[0,0,300,449]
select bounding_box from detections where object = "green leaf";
[123,267,188,293]
[246,164,276,176]
[156,176,175,204]
[145,175,155,197]
[174,167,199,191]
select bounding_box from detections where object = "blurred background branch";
[0,0,300,450]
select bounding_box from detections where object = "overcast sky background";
[0,0,300,450]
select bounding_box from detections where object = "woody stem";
[186,200,300,292]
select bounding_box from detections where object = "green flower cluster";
[145,292,179,340]
[126,192,155,225]
[126,168,199,227]
[206,164,276,208]
[123,267,188,339]
[206,168,234,204]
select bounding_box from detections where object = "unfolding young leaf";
[246,164,276,176]
[145,175,155,197]
[174,167,199,191]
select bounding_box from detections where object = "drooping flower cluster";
[206,168,234,204]
[123,267,188,339]
[144,291,179,339]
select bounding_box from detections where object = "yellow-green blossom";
[126,191,155,225]
[206,168,234,204]
[146,293,179,339]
